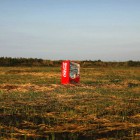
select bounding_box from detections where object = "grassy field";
[0,66,140,140]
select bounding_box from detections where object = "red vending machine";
[61,60,80,84]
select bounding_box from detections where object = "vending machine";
[61,60,80,84]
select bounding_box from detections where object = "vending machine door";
[70,61,80,83]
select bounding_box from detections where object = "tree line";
[0,57,140,67]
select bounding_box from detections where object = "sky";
[0,0,140,61]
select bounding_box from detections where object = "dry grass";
[0,66,140,140]
[0,83,58,92]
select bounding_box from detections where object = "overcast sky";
[0,0,140,61]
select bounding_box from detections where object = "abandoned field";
[0,66,140,140]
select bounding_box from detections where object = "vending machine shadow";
[61,60,80,84]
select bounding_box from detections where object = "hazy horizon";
[0,0,140,61]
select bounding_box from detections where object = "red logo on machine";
[62,62,67,77]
